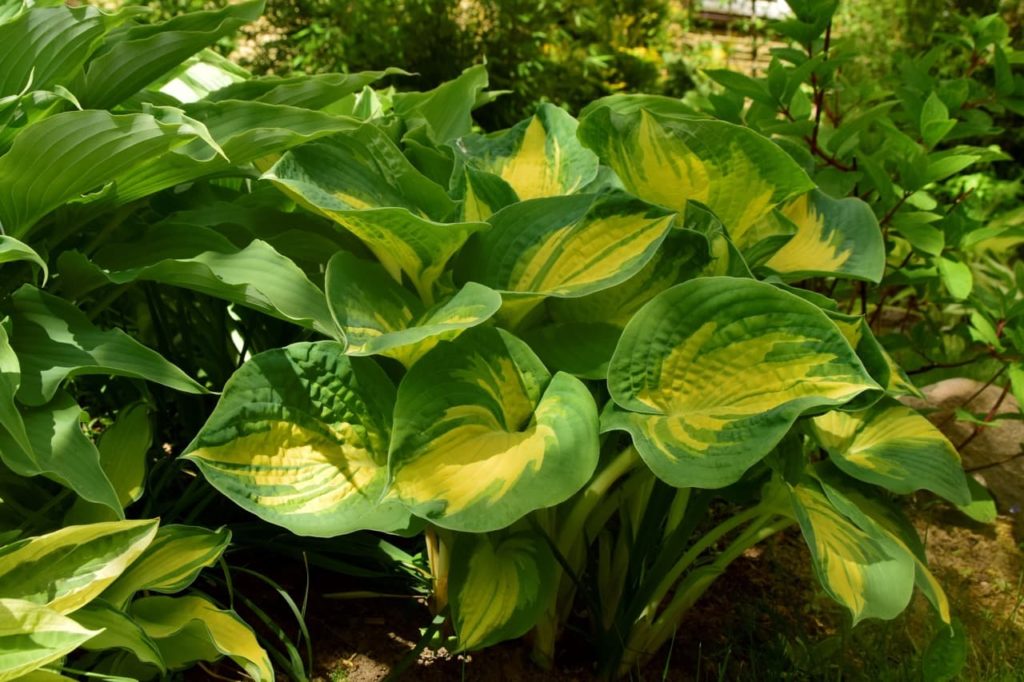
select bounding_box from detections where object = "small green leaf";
[937,257,973,300]
[923,619,967,682]
[920,92,955,148]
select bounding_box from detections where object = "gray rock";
[901,377,1024,513]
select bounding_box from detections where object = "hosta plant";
[64,57,971,676]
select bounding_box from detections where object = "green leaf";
[448,529,555,651]
[8,286,206,406]
[957,476,997,524]
[923,619,967,682]
[59,233,336,336]
[0,519,157,614]
[325,250,501,367]
[788,480,915,624]
[184,342,412,537]
[73,1,264,109]
[578,102,814,240]
[0,237,46,282]
[455,103,599,200]
[102,525,230,609]
[392,64,489,144]
[205,68,404,108]
[388,328,599,532]
[131,595,273,681]
[0,5,107,97]
[920,92,955,148]
[810,400,970,505]
[937,257,973,300]
[705,69,775,104]
[0,322,31,458]
[760,190,885,282]
[0,109,211,237]
[0,392,121,513]
[70,600,165,671]
[605,277,878,488]
[0,598,99,682]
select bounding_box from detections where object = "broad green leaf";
[8,286,206,406]
[113,100,360,205]
[102,525,230,608]
[0,237,46,282]
[923,619,967,681]
[452,165,520,221]
[0,110,210,237]
[0,5,107,97]
[59,234,335,336]
[325,250,501,366]
[265,126,487,298]
[938,256,973,300]
[388,328,599,532]
[66,404,153,525]
[448,529,556,651]
[577,104,814,240]
[0,323,30,458]
[760,190,885,282]
[605,277,878,488]
[71,600,165,671]
[455,103,598,200]
[73,1,264,109]
[958,476,997,524]
[131,595,273,681]
[521,321,622,380]
[788,480,914,624]
[0,392,120,513]
[205,68,404,108]
[392,64,489,144]
[0,519,157,614]
[0,599,99,682]
[810,401,970,505]
[185,342,412,537]
[826,312,918,400]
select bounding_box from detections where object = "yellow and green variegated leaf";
[454,103,599,201]
[577,104,813,239]
[325,250,501,367]
[71,600,166,671]
[810,400,970,505]
[388,328,599,532]
[761,190,885,282]
[452,165,519,221]
[815,470,952,623]
[131,595,273,682]
[448,529,556,651]
[184,342,411,537]
[682,201,755,278]
[457,192,675,309]
[823,312,909,410]
[787,480,915,624]
[0,519,158,615]
[101,525,231,609]
[0,599,100,682]
[605,277,879,488]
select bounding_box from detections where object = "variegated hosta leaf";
[448,529,556,651]
[816,469,953,623]
[810,400,971,505]
[131,595,273,682]
[452,166,520,221]
[102,525,231,608]
[0,599,100,682]
[760,190,885,282]
[184,342,412,537]
[71,600,166,671]
[454,103,599,201]
[826,312,919,403]
[457,192,675,307]
[264,123,487,299]
[577,104,814,240]
[325,250,501,367]
[0,519,158,615]
[788,479,915,624]
[605,277,879,488]
[388,328,599,532]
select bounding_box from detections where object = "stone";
[901,377,1024,514]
